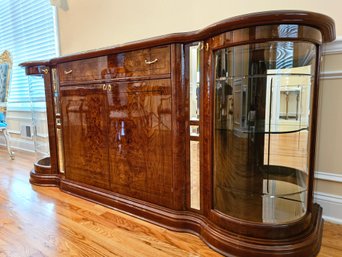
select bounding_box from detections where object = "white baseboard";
[320,70,342,80]
[315,171,342,183]
[314,192,342,224]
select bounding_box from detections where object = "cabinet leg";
[3,129,15,160]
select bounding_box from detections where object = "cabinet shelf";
[216,73,313,81]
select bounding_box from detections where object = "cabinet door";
[108,79,173,207]
[60,85,110,189]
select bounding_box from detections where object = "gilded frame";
[0,50,12,112]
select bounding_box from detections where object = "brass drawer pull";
[107,84,112,91]
[145,58,158,65]
[64,69,73,75]
[102,84,107,90]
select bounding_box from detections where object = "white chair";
[0,50,14,159]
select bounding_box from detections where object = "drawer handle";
[102,84,107,90]
[145,58,158,65]
[64,69,73,75]
[107,84,112,91]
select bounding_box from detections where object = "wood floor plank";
[0,147,341,256]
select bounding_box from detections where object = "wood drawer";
[58,56,108,84]
[58,45,171,84]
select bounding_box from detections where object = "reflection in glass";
[190,125,199,137]
[189,44,200,121]
[52,68,65,173]
[189,43,201,210]
[190,140,200,210]
[213,41,316,223]
[28,75,50,160]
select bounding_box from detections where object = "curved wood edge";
[19,10,335,66]
[33,161,51,174]
[59,179,323,257]
[29,170,60,187]
[18,63,50,76]
[19,61,50,67]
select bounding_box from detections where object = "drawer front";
[58,45,171,84]
[109,45,170,78]
[58,56,108,84]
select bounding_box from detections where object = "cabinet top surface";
[20,10,335,67]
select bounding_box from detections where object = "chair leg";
[3,129,15,160]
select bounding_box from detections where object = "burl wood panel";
[58,45,170,84]
[108,79,173,208]
[60,85,110,189]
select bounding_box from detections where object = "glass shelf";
[224,126,309,134]
[216,73,313,81]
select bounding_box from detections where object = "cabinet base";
[30,157,60,186]
[29,170,60,186]
[51,178,323,257]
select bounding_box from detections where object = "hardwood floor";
[0,147,341,256]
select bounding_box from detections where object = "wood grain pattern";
[108,79,173,207]
[0,148,220,257]
[58,45,170,84]
[60,85,110,190]
[0,148,340,257]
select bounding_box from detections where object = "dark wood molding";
[29,170,60,187]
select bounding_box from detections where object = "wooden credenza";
[58,45,183,209]
[21,11,335,256]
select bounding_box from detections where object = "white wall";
[56,0,342,55]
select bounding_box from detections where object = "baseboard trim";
[320,70,342,80]
[314,192,342,224]
[315,171,342,183]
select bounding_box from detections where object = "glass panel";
[189,44,200,121]
[213,41,316,223]
[189,43,201,210]
[190,125,199,137]
[190,140,200,210]
[28,75,50,160]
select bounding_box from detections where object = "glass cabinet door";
[213,41,316,223]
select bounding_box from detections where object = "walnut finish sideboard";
[20,11,335,256]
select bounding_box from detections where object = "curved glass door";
[213,41,316,223]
